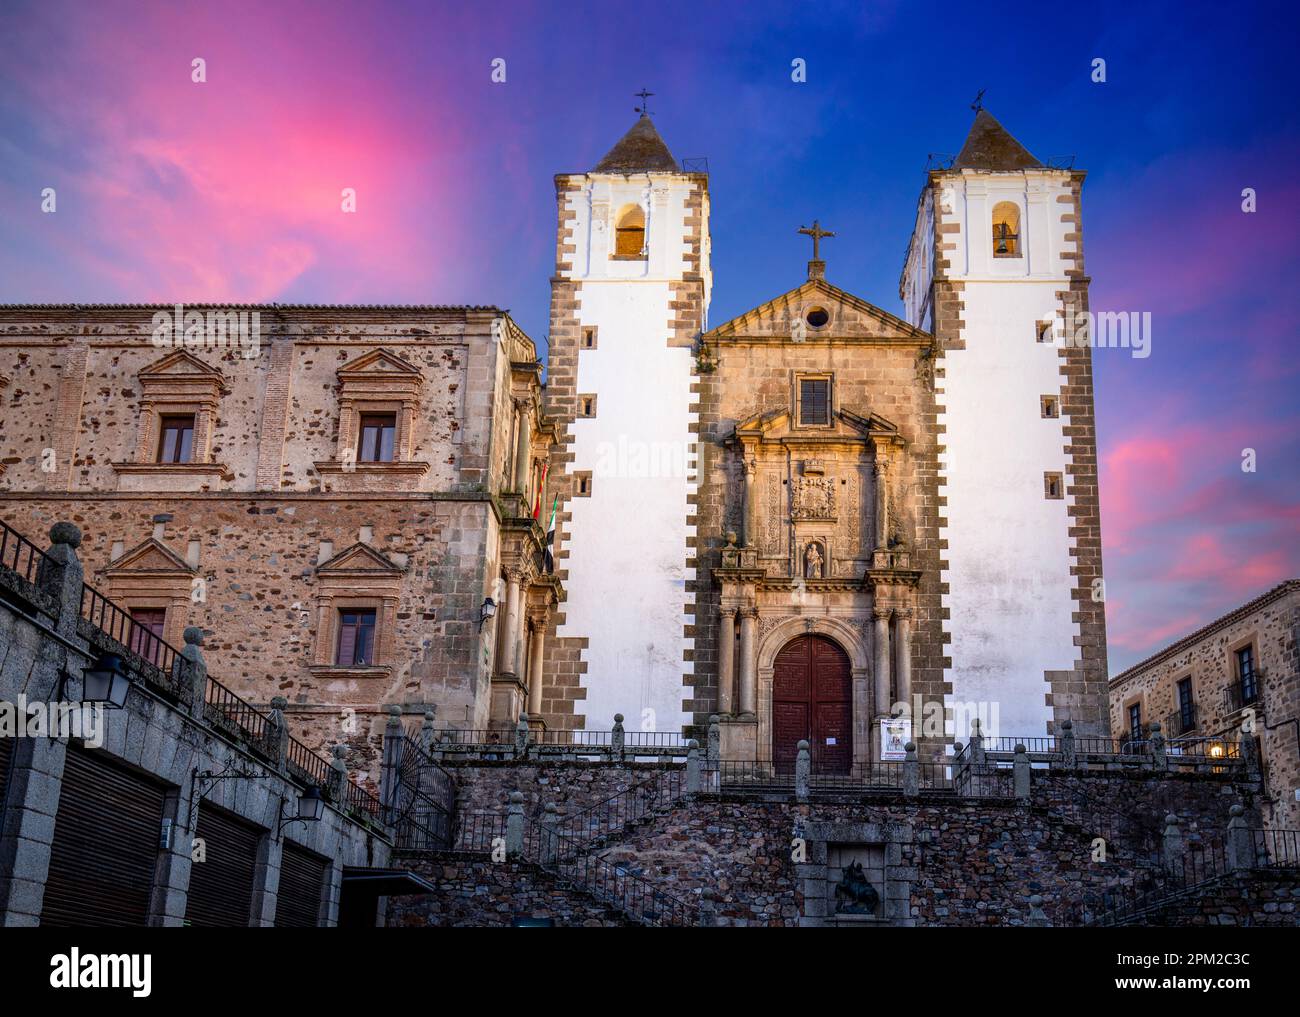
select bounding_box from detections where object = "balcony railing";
[1164,705,1197,737]
[1222,676,1261,714]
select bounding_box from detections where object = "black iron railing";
[1252,828,1300,869]
[79,582,184,690]
[203,676,272,750]
[1165,705,1198,737]
[554,767,686,853]
[1223,678,1261,714]
[0,518,54,587]
[1078,736,1147,755]
[979,736,1059,755]
[454,812,508,852]
[286,735,334,790]
[1094,840,1230,926]
[387,734,454,851]
[952,763,1015,798]
[524,822,699,927]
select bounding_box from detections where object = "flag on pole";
[532,462,548,520]
[543,495,558,573]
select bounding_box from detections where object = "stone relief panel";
[835,469,864,558]
[762,471,784,555]
[791,475,836,521]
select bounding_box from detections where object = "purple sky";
[1,0,1296,672]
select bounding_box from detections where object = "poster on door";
[880,716,911,761]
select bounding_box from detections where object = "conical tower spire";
[952,110,1041,170]
[592,114,679,173]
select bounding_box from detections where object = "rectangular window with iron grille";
[797,376,831,427]
[1236,645,1257,704]
[1128,702,1142,743]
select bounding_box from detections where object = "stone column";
[1013,744,1031,800]
[499,571,523,676]
[249,831,284,928]
[742,456,757,547]
[1225,805,1254,873]
[505,791,525,856]
[513,398,532,494]
[873,607,891,717]
[873,446,890,548]
[717,608,736,715]
[738,608,758,716]
[526,616,546,718]
[895,608,913,709]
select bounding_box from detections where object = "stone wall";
[447,760,678,821]
[385,855,627,927]
[444,759,1264,927]
[0,525,388,926]
[1135,871,1300,927]
[0,306,551,764]
[1109,581,1300,831]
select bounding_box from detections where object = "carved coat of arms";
[791,476,836,520]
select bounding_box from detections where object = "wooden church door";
[772,635,852,775]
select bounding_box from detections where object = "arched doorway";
[772,634,852,775]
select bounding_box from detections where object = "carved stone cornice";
[865,565,923,591]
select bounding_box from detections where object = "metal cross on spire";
[634,88,654,116]
[798,220,836,261]
[971,88,986,112]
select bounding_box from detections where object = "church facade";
[0,108,1109,769]
[547,109,1109,759]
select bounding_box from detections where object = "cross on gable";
[798,220,836,261]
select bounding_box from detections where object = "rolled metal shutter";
[184,803,260,926]
[42,748,166,926]
[275,842,328,927]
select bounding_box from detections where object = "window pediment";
[104,538,195,576]
[116,350,230,481]
[138,350,230,397]
[315,542,405,576]
[731,408,903,447]
[316,348,429,488]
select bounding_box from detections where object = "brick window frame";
[314,349,430,488]
[100,537,199,651]
[309,542,405,678]
[113,350,232,482]
[0,371,8,476]
[1043,472,1064,499]
[1040,395,1059,419]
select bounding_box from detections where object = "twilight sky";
[0,0,1296,673]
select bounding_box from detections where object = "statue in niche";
[833,861,880,915]
[804,542,824,579]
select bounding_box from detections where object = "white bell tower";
[544,112,712,735]
[900,110,1108,739]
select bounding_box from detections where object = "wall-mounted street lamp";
[80,652,131,709]
[277,786,325,840]
[478,597,497,631]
